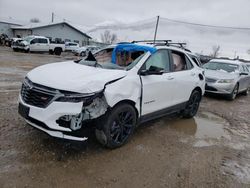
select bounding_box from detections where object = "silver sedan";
[203,59,250,100]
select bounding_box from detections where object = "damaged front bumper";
[18,77,109,141]
[18,95,91,141]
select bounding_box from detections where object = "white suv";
[18,41,205,148]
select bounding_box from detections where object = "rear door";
[140,49,176,115]
[38,38,49,52]
[169,50,198,105]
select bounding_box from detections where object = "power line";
[48,13,250,31]
[160,17,250,30]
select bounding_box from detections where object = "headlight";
[56,93,93,103]
[217,79,234,83]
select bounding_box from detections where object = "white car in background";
[18,41,205,148]
[204,59,250,100]
[73,45,100,56]
[65,42,79,51]
[12,36,65,55]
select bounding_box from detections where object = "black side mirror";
[140,66,164,76]
[240,72,248,76]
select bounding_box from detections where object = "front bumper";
[205,82,235,94]
[18,95,88,141]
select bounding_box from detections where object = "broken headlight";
[56,93,94,103]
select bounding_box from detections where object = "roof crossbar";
[131,40,191,52]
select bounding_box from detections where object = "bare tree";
[247,49,250,55]
[30,18,40,23]
[101,30,117,44]
[210,45,220,58]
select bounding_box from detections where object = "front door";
[140,49,176,115]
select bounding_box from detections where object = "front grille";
[21,81,56,108]
[205,77,217,83]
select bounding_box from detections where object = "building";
[0,18,23,37]
[11,22,91,46]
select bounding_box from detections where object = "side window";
[38,38,48,44]
[171,51,192,71]
[185,56,194,69]
[30,38,38,44]
[243,65,249,73]
[142,50,170,72]
[239,66,244,73]
[245,66,250,72]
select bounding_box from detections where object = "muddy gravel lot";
[0,46,250,188]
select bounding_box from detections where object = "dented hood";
[27,61,127,93]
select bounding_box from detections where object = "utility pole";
[234,51,237,59]
[153,16,160,43]
[51,12,54,23]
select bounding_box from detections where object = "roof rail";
[132,40,172,45]
[131,40,192,52]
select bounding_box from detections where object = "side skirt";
[138,102,187,124]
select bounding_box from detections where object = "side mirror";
[30,40,35,44]
[140,66,164,76]
[240,72,248,76]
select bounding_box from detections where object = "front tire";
[182,90,201,118]
[228,83,239,100]
[95,103,137,149]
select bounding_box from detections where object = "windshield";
[77,47,146,70]
[23,36,34,42]
[203,62,239,73]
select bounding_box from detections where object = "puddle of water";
[169,112,229,139]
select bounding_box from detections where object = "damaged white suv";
[18,41,205,148]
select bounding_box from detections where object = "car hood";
[204,69,238,80]
[27,61,127,93]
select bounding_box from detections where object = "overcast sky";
[1,0,250,27]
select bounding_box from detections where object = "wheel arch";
[54,47,62,51]
[111,99,139,120]
[192,86,202,99]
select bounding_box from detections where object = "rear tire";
[95,103,137,149]
[182,90,201,118]
[54,48,62,55]
[228,83,239,100]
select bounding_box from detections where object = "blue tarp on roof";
[111,43,157,64]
